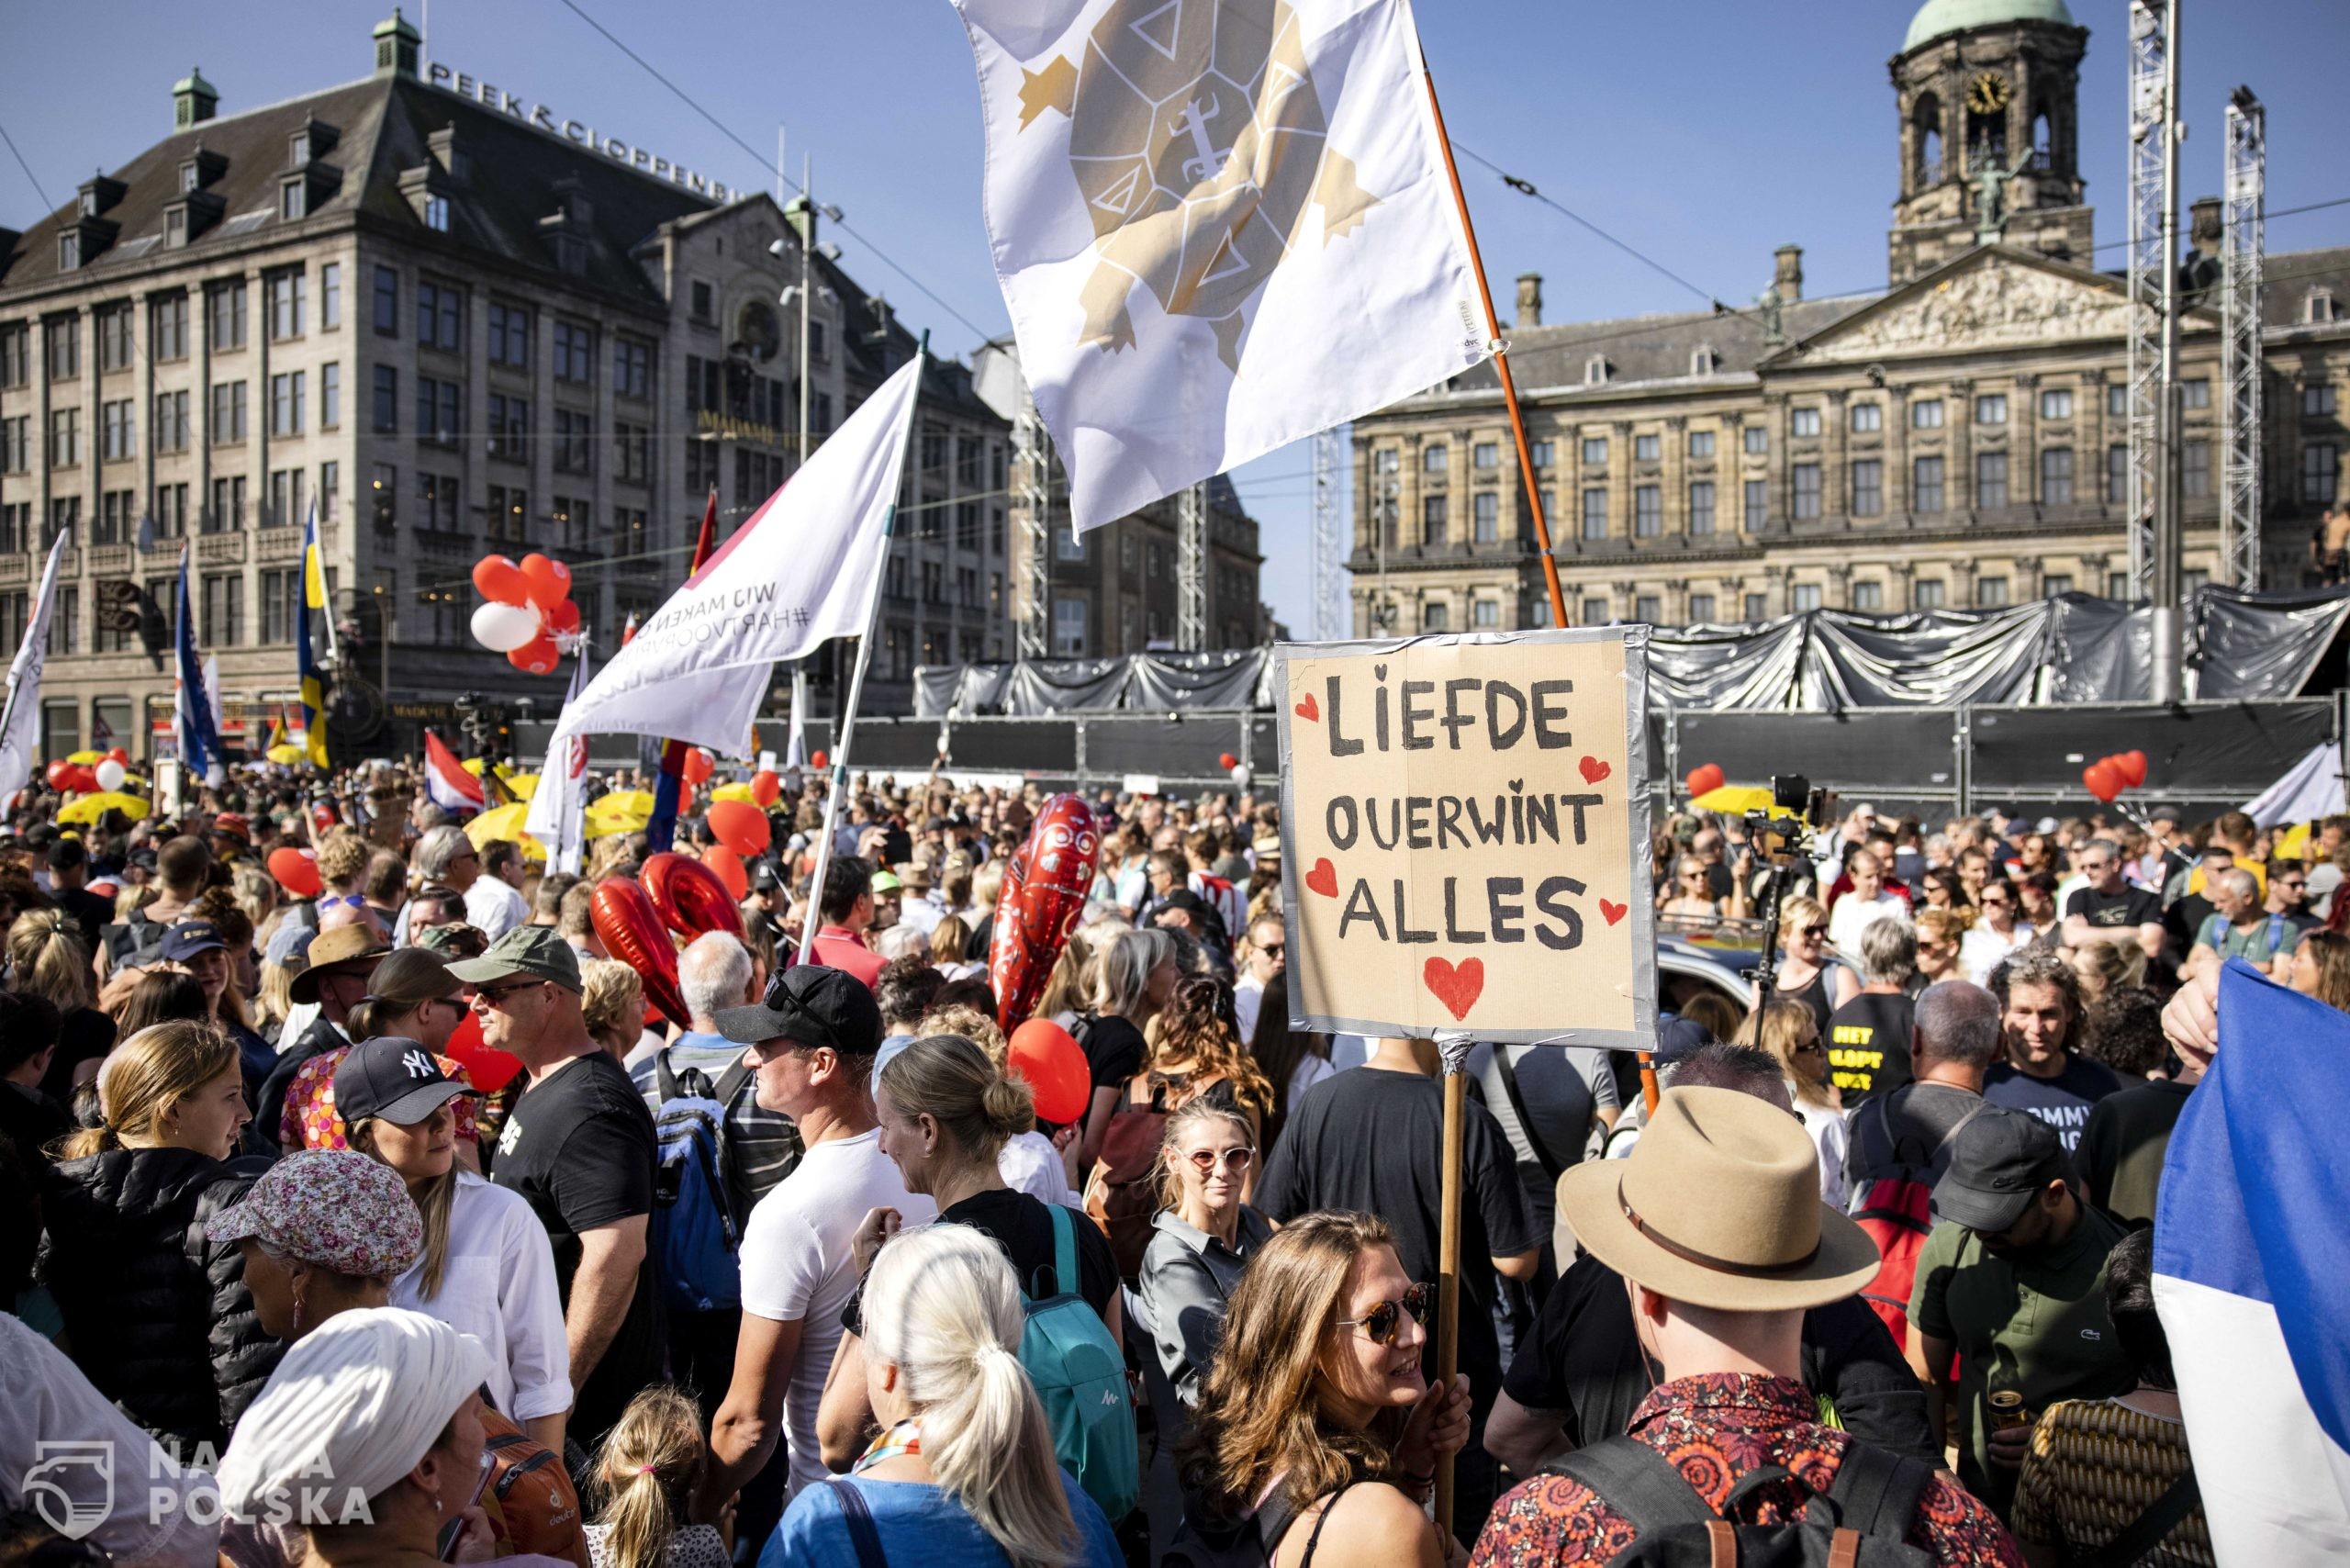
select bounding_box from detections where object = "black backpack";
[1547,1436,1934,1568]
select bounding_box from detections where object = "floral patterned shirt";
[280,1044,479,1151]
[1470,1374,2023,1568]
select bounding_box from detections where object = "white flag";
[783,666,810,787]
[954,0,1486,533]
[546,353,923,756]
[525,652,596,876]
[0,530,71,801]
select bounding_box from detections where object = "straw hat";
[1556,1086,1881,1312]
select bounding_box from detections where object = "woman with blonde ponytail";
[586,1387,729,1568]
[7,907,116,1103]
[768,1223,1120,1566]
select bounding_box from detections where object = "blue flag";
[173,545,225,787]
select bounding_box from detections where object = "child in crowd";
[587,1387,731,1568]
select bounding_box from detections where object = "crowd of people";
[0,758,2315,1567]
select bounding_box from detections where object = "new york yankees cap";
[331,1035,479,1128]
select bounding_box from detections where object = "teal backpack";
[1018,1204,1139,1522]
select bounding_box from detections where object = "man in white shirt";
[1826,847,1910,957]
[701,965,934,1516]
[464,839,532,941]
[1231,913,1286,1044]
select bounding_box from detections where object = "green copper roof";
[1904,0,2076,52]
[173,66,217,99]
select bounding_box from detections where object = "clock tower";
[1887,0,2094,286]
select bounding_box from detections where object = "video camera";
[1740,773,1835,855]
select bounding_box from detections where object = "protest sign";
[1278,627,1654,1046]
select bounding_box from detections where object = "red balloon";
[44,761,71,791]
[63,766,99,794]
[518,554,572,611]
[750,769,783,808]
[1685,762,1727,798]
[590,879,689,1025]
[681,747,716,786]
[2115,749,2149,789]
[2083,761,2123,803]
[472,554,532,608]
[701,845,749,902]
[1217,752,1238,770]
[1007,1019,1091,1125]
[105,747,129,767]
[708,799,772,857]
[439,1011,522,1094]
[268,846,323,899]
[545,599,582,635]
[811,750,829,770]
[643,851,745,942]
[508,634,561,676]
[988,794,1101,1034]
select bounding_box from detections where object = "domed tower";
[1888,0,2094,285]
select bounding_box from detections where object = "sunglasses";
[1186,1147,1253,1174]
[475,980,543,1008]
[1257,942,1284,958]
[1799,924,1830,938]
[1337,1282,1432,1348]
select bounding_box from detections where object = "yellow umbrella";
[464,802,545,860]
[59,791,151,824]
[265,743,308,765]
[711,781,755,803]
[2276,821,2311,859]
[463,756,487,777]
[589,790,655,818]
[66,749,105,764]
[1691,784,1779,816]
[501,773,540,801]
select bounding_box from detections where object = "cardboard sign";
[1278,628,1655,1047]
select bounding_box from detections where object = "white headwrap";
[217,1308,490,1518]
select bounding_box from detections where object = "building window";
[2184,439,2210,499]
[2039,387,2074,420]
[46,586,76,655]
[2108,383,2128,417]
[319,262,340,330]
[2305,442,2339,504]
[1744,426,1768,454]
[319,363,340,429]
[1634,484,1662,536]
[1912,398,1944,429]
[555,409,595,475]
[614,337,651,399]
[1743,592,1768,621]
[1975,450,2009,508]
[1688,481,1716,535]
[49,408,80,467]
[1691,346,1719,375]
[1633,594,1661,623]
[319,461,339,524]
[1584,355,1609,385]
[1528,440,1553,469]
[261,568,297,644]
[1791,408,1821,438]
[1473,491,1499,543]
[1912,454,1945,512]
[1472,599,1501,629]
[207,283,246,351]
[100,399,135,462]
[205,475,246,532]
[1580,487,1608,541]
[683,437,717,497]
[95,488,135,545]
[46,318,79,379]
[1634,433,1660,462]
[1422,600,1449,633]
[414,471,459,532]
[1422,444,1447,474]
[373,266,398,334]
[45,498,79,552]
[1791,463,1821,520]
[2304,385,2337,419]
[1687,430,1715,459]
[2040,446,2074,506]
[1852,580,1884,610]
[1743,478,1765,531]
[0,417,25,473]
[98,306,134,372]
[208,382,247,444]
[267,272,306,340]
[372,365,397,433]
[1851,459,1883,516]
[1850,402,1883,433]
[0,322,25,386]
[269,371,305,437]
[416,281,462,351]
[488,303,532,367]
[418,377,460,446]
[1582,436,1608,465]
[1976,576,2009,608]
[265,467,306,529]
[369,464,396,528]
[690,281,715,323]
[616,423,651,485]
[1914,578,1945,610]
[1791,583,1822,612]
[1472,441,1499,470]
[2043,573,2074,597]
[1421,494,1447,545]
[1975,393,2008,425]
[1687,592,1716,622]
[153,483,188,539]
[1581,595,1608,623]
[487,394,530,461]
[2108,443,2129,504]
[2307,288,2337,324]
[486,484,528,546]
[554,320,595,384]
[423,194,449,232]
[2181,377,2210,410]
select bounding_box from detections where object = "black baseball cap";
[332,1036,478,1127]
[716,964,881,1058]
[1932,1107,2075,1233]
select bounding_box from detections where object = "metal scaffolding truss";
[2123,0,2169,600]
[1313,428,1345,640]
[1012,383,1053,660]
[1176,481,1208,651]
[2221,88,2267,590]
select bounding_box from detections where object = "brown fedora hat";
[1557,1086,1881,1312]
[287,924,389,1005]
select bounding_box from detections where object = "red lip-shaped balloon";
[989,793,1101,1034]
[643,851,745,942]
[591,878,688,1025]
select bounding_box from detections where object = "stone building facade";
[1349,0,2350,638]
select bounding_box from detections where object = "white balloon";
[471,601,543,654]
[94,759,127,791]
[1230,764,1252,788]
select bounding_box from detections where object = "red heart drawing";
[1579,755,1611,784]
[1304,857,1339,898]
[1600,899,1628,926]
[1423,956,1484,1022]
[1294,692,1320,722]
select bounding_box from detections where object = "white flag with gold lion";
[954,0,1488,533]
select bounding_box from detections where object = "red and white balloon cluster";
[470,554,581,675]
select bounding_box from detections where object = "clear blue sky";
[7,1,2347,635]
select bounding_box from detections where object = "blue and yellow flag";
[297,500,330,767]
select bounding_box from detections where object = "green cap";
[445,923,583,993]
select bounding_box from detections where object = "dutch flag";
[2154,959,2350,1563]
[422,729,484,815]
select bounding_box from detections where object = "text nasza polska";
[1315,671,1604,949]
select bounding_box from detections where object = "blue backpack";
[1019,1205,1140,1523]
[649,1054,753,1314]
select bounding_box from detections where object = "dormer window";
[78,190,98,218]
[181,162,200,194]
[424,195,449,232]
[1690,345,1719,375]
[58,232,80,271]
[2309,287,2337,325]
[289,130,310,167]
[282,180,306,221]
[166,208,188,247]
[1584,354,1610,385]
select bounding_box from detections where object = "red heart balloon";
[707,800,773,858]
[267,846,322,899]
[2116,749,2148,789]
[701,845,748,902]
[507,633,560,676]
[988,794,1100,1034]
[472,554,532,608]
[1217,752,1238,770]
[590,879,688,1025]
[518,554,572,611]
[681,747,716,786]
[643,851,746,942]
[1685,762,1726,797]
[2083,761,2123,803]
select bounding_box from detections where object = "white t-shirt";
[393,1170,572,1422]
[1961,922,2035,985]
[465,876,532,940]
[1827,890,1909,957]
[1790,1092,1849,1207]
[1233,972,1266,1044]
[737,1129,935,1496]
[998,1129,1076,1205]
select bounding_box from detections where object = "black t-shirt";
[2066,885,2162,932]
[490,1050,663,1439]
[1984,1052,2125,1152]
[1824,991,1915,1105]
[1257,1066,1538,1387]
[1078,1014,1147,1092]
[51,887,115,951]
[942,1188,1120,1317]
[2163,892,2216,959]
[1502,1254,1936,1463]
[37,1008,117,1107]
